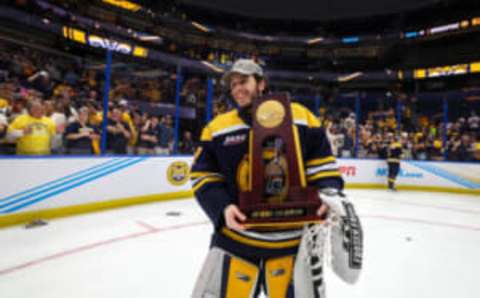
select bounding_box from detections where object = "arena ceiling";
[176,0,447,21]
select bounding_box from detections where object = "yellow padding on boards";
[2,183,476,229]
[265,255,294,298]
[0,190,193,229]
[226,257,259,298]
[346,183,480,196]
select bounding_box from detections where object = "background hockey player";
[386,134,402,191]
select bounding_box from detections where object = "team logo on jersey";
[167,161,190,186]
[223,134,246,146]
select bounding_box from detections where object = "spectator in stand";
[457,134,475,161]
[179,130,195,154]
[7,99,56,155]
[44,99,67,154]
[85,89,99,103]
[400,132,414,160]
[26,70,52,98]
[137,115,159,155]
[106,106,131,154]
[474,142,480,160]
[64,66,79,86]
[156,114,174,155]
[341,127,354,157]
[468,111,479,133]
[429,139,444,161]
[130,111,143,153]
[65,107,100,154]
[325,123,343,157]
[448,134,462,160]
[413,133,427,160]
[0,112,7,140]
[118,99,137,154]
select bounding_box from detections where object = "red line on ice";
[0,220,208,276]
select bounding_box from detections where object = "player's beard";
[237,85,263,125]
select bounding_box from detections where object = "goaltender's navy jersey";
[191,102,344,259]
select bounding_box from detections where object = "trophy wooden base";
[244,218,325,231]
[239,188,325,231]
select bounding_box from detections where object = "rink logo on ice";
[376,168,423,179]
[167,161,190,186]
[223,134,246,146]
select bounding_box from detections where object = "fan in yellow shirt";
[7,99,56,155]
[0,97,9,109]
[474,142,480,161]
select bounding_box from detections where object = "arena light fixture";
[337,72,363,82]
[62,26,87,44]
[191,21,211,33]
[88,35,132,55]
[404,31,419,39]
[102,0,141,12]
[133,46,149,58]
[201,61,224,73]
[306,37,324,45]
[428,64,468,77]
[428,22,459,35]
[342,36,360,44]
[469,62,480,73]
[460,20,470,29]
[412,61,480,79]
[138,35,162,42]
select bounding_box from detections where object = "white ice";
[1,190,480,298]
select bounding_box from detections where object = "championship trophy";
[238,93,324,230]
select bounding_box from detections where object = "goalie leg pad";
[264,255,295,298]
[191,247,260,298]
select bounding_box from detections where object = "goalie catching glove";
[320,188,363,284]
[295,188,363,295]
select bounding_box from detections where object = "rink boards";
[0,156,478,227]
[338,158,480,194]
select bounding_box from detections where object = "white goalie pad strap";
[320,189,363,284]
